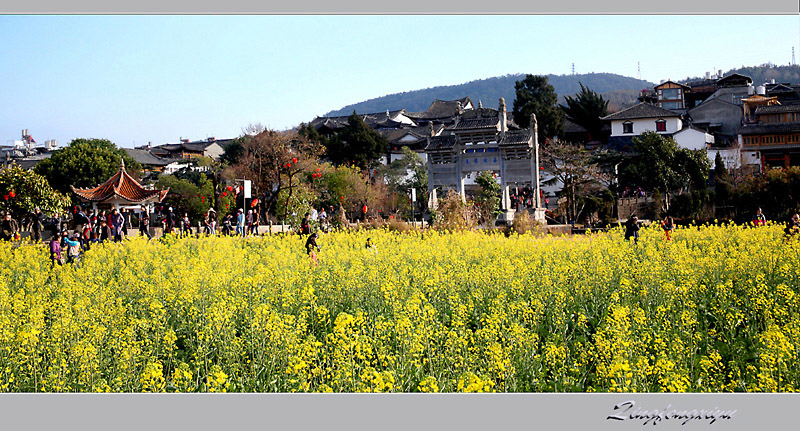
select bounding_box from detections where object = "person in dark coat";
[110,208,125,242]
[305,232,320,265]
[28,208,44,242]
[624,215,641,244]
[139,205,151,239]
[1,213,19,241]
[300,213,311,236]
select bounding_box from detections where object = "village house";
[740,102,800,170]
[601,102,683,151]
[144,137,228,160]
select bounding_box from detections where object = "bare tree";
[542,142,611,223]
[227,124,323,221]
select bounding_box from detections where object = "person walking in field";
[300,212,311,236]
[624,215,641,244]
[236,209,245,237]
[250,209,260,236]
[753,208,766,226]
[245,210,254,236]
[49,236,63,266]
[139,205,151,239]
[305,232,320,266]
[110,208,125,242]
[177,212,188,237]
[1,212,19,241]
[661,216,674,241]
[64,233,82,265]
[28,207,44,243]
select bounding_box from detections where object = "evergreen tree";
[714,152,731,205]
[561,83,609,142]
[511,75,564,143]
[325,112,388,169]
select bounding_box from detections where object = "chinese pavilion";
[72,160,169,210]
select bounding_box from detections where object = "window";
[622,121,633,134]
[660,89,680,100]
[655,119,667,132]
[660,101,683,109]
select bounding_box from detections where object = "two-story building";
[601,102,683,151]
[739,103,800,169]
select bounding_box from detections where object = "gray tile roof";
[124,148,173,166]
[498,131,531,146]
[425,135,457,151]
[739,122,800,135]
[311,110,411,129]
[563,119,587,133]
[601,102,681,121]
[408,98,472,120]
[452,118,499,130]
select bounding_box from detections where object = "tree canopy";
[323,112,389,169]
[34,138,141,195]
[560,83,609,142]
[0,165,70,218]
[511,75,565,143]
[621,132,710,210]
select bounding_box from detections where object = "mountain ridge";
[324,72,655,118]
[322,64,800,120]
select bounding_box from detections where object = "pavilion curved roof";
[72,161,169,204]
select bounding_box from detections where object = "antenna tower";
[637,62,641,80]
[571,63,575,75]
[793,47,796,66]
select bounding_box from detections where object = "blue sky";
[1,15,798,148]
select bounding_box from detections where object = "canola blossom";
[0,224,798,392]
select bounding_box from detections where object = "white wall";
[610,117,682,137]
[203,143,224,159]
[738,135,761,167]
[673,128,713,151]
[707,148,741,169]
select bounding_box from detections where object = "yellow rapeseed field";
[0,223,798,392]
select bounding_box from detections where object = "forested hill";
[324,73,655,117]
[681,64,800,86]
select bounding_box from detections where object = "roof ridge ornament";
[120,157,126,171]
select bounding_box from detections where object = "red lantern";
[292,157,298,163]
[222,192,228,197]
[3,195,7,200]
[340,196,344,201]
[227,186,233,192]
[8,191,15,198]
[287,163,292,168]
[316,168,321,173]
[201,196,206,201]
[251,198,259,207]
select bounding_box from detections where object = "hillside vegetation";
[325,73,654,117]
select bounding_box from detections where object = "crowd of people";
[623,208,800,244]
